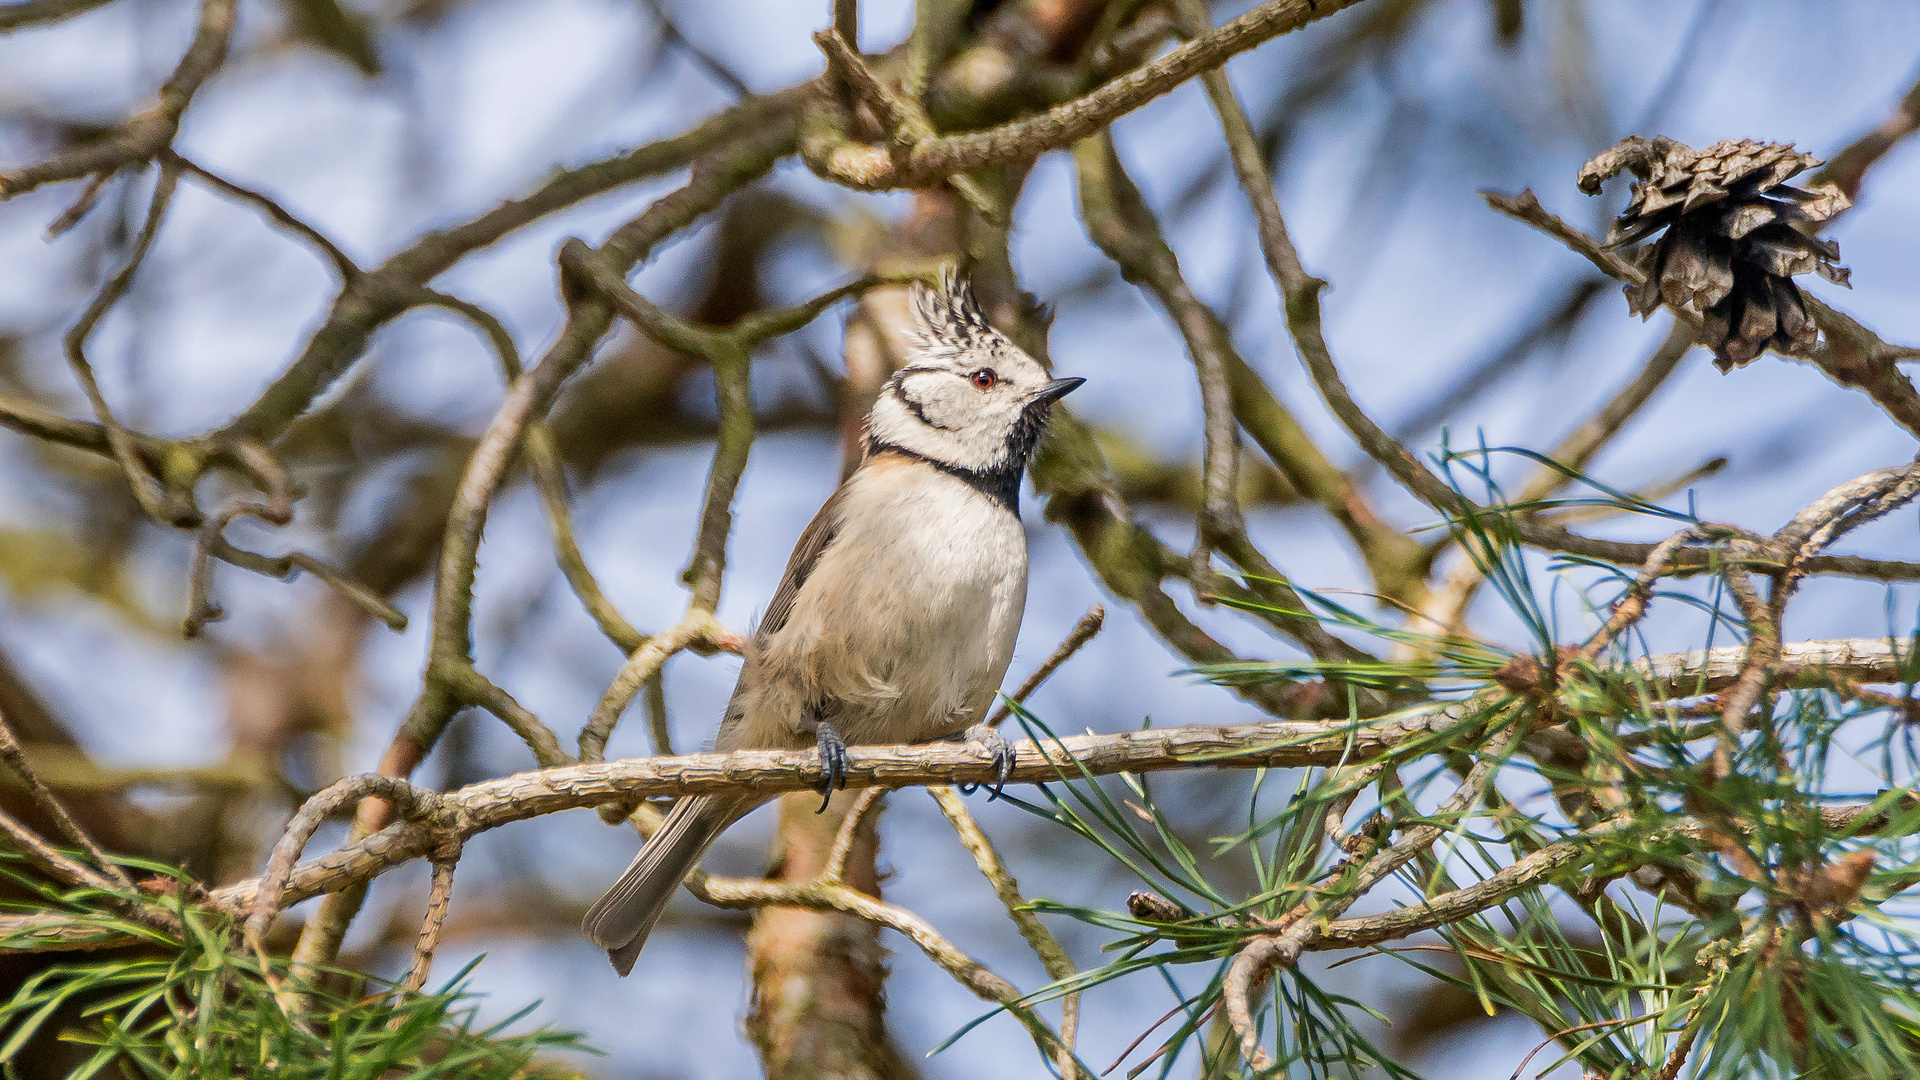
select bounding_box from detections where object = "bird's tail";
[582,794,753,975]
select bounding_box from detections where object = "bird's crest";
[908,270,1003,355]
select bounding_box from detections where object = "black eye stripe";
[890,381,954,430]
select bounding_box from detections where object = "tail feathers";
[582,795,747,976]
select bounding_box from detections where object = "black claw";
[989,744,1013,802]
[813,722,848,814]
[958,727,1015,800]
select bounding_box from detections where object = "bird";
[581,272,1083,975]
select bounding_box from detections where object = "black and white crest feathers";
[908,271,1003,354]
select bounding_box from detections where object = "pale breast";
[737,455,1028,748]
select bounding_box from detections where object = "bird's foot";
[811,722,848,813]
[956,723,1015,801]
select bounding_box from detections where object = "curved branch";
[802,0,1369,190]
[0,0,236,199]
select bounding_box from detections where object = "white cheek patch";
[897,380,960,432]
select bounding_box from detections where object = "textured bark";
[745,794,920,1080]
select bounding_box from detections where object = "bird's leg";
[801,713,849,813]
[956,722,1015,801]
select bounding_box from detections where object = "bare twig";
[399,842,462,996]
[0,0,237,199]
[1223,938,1279,1071]
[1074,134,1385,656]
[44,170,113,237]
[169,152,361,281]
[1516,318,1697,507]
[419,289,648,657]
[0,708,133,891]
[1579,526,1725,661]
[1165,37,1430,600]
[1813,67,1920,201]
[63,159,192,525]
[988,605,1106,726]
[245,774,449,950]
[1166,0,1252,584]
[216,86,809,448]
[185,503,407,636]
[930,785,1084,1077]
[579,614,739,765]
[696,865,1087,1069]
[640,0,752,98]
[563,248,893,615]
[801,0,1370,190]
[823,788,888,881]
[0,805,121,895]
[452,668,571,769]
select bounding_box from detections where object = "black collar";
[866,440,1022,514]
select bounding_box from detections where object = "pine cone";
[1578,136,1852,371]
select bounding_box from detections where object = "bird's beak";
[1029,377,1085,405]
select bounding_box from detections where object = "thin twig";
[169,152,361,281]
[824,788,887,881]
[989,605,1106,726]
[0,805,122,895]
[929,785,1084,1078]
[453,668,572,769]
[44,170,113,237]
[419,289,648,656]
[644,671,673,757]
[245,774,448,950]
[0,0,237,199]
[399,844,461,996]
[1074,133,1382,657]
[1813,66,1920,201]
[691,869,1090,1072]
[63,158,190,525]
[1146,33,1424,600]
[0,708,134,891]
[579,614,738,765]
[639,0,752,98]
[0,0,118,31]
[185,503,407,636]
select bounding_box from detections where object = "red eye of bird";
[969,369,997,390]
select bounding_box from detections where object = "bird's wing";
[756,480,851,640]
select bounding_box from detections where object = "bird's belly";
[745,472,1028,748]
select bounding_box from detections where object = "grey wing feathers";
[756,482,850,640]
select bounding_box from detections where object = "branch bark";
[801,0,1371,191]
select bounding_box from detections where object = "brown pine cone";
[1578,136,1851,370]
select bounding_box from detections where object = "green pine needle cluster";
[0,858,585,1080]
[970,449,1920,1079]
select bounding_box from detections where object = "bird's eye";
[969,369,998,390]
